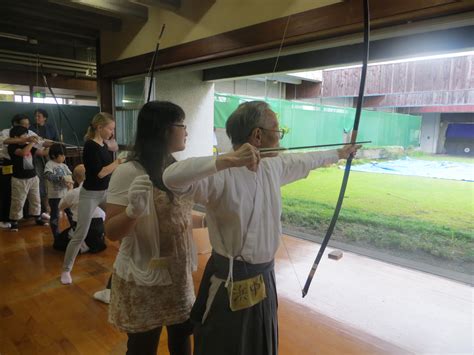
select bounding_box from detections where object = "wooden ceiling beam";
[100,0,474,79]
[203,26,474,81]
[0,69,97,92]
[0,19,99,42]
[0,26,96,48]
[49,0,148,21]
[0,0,121,32]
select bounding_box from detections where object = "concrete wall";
[419,113,441,154]
[215,79,284,99]
[215,127,232,154]
[154,70,214,159]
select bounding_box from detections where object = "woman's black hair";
[130,101,185,201]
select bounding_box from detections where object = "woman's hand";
[26,136,39,144]
[63,175,74,190]
[125,175,153,219]
[337,144,362,159]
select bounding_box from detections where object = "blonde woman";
[61,112,120,284]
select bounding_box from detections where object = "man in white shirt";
[163,101,360,355]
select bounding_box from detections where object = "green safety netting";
[214,93,421,148]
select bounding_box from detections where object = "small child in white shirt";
[44,144,72,237]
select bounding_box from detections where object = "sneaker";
[10,222,18,232]
[35,218,49,226]
[0,222,11,229]
[41,212,50,220]
[93,289,111,304]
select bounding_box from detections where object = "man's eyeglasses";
[258,127,285,140]
[171,123,187,129]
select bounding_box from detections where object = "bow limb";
[147,24,166,103]
[36,64,83,165]
[301,0,370,298]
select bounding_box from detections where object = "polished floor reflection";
[1,217,410,354]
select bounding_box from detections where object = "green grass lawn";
[281,166,474,268]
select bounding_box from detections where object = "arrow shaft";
[259,140,371,153]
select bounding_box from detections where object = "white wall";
[154,70,214,159]
[420,113,441,154]
[215,79,283,99]
[215,127,232,154]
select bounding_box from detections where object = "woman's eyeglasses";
[171,123,187,130]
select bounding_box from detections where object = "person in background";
[8,125,50,232]
[31,108,59,220]
[0,115,43,228]
[44,143,73,238]
[60,112,120,285]
[0,149,11,229]
[56,164,106,254]
[32,109,59,142]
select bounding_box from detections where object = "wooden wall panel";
[323,55,474,99]
[451,57,470,90]
[391,62,407,94]
[366,65,381,95]
[468,56,474,90]
[361,89,474,107]
[380,64,393,94]
[285,81,322,100]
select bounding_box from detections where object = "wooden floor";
[0,218,407,354]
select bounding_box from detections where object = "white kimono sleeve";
[274,150,340,186]
[163,156,224,205]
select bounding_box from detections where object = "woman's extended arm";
[97,159,120,179]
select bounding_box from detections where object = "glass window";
[114,76,147,145]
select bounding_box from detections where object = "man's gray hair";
[225,101,270,145]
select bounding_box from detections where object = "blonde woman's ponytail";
[84,112,114,141]
[84,124,95,141]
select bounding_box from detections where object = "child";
[7,125,49,231]
[44,143,73,238]
[0,114,41,229]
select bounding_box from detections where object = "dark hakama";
[191,252,278,355]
